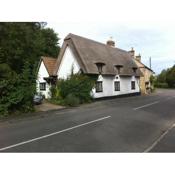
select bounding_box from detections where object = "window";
[117,67,121,74]
[40,82,46,91]
[97,65,103,73]
[114,81,120,91]
[132,67,137,73]
[131,81,135,90]
[115,65,123,74]
[95,63,105,74]
[95,81,103,92]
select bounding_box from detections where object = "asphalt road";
[0,89,175,152]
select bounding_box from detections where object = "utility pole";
[149,57,152,69]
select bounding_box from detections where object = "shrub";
[155,65,175,89]
[51,73,97,106]
[64,94,80,107]
[0,62,36,117]
[50,85,62,100]
[155,82,169,88]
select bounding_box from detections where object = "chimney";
[135,54,141,62]
[128,47,135,59]
[106,37,115,47]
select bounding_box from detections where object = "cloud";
[47,21,175,74]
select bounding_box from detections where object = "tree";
[166,65,175,88]
[155,65,175,88]
[0,22,60,73]
[0,63,20,115]
[0,62,37,116]
[157,69,167,83]
[0,22,60,116]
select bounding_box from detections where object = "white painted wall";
[36,61,51,98]
[57,46,80,79]
[91,75,140,98]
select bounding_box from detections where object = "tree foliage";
[155,65,175,88]
[0,22,60,116]
[166,65,175,88]
[0,62,36,116]
[0,22,60,73]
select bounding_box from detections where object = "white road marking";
[0,116,112,151]
[134,96,175,111]
[133,101,159,110]
[144,123,175,152]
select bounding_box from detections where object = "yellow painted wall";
[135,60,153,94]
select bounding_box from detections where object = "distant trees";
[0,22,60,116]
[155,65,175,88]
[166,66,175,88]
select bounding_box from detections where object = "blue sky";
[47,21,175,75]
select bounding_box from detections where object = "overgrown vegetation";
[155,65,175,88]
[51,73,96,107]
[0,22,60,117]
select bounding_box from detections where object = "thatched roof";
[54,33,142,76]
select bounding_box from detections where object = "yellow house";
[129,48,154,94]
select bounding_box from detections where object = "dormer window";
[114,65,123,74]
[95,62,105,74]
[132,67,138,73]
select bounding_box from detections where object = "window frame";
[40,82,46,91]
[95,81,103,93]
[114,81,120,91]
[131,81,136,90]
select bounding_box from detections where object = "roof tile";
[41,56,57,76]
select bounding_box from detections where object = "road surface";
[0,89,175,152]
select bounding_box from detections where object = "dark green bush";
[155,82,169,88]
[51,73,96,106]
[155,65,175,89]
[0,63,36,117]
[64,94,80,107]
[50,85,62,101]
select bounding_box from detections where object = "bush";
[51,73,96,106]
[0,63,36,117]
[155,65,175,89]
[50,85,62,100]
[155,82,169,88]
[64,94,80,107]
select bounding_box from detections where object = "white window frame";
[114,81,120,91]
[95,81,103,93]
[40,82,46,91]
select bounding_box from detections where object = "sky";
[47,21,175,74]
[1,0,175,74]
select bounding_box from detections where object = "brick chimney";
[135,54,141,62]
[106,37,115,47]
[128,47,135,59]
